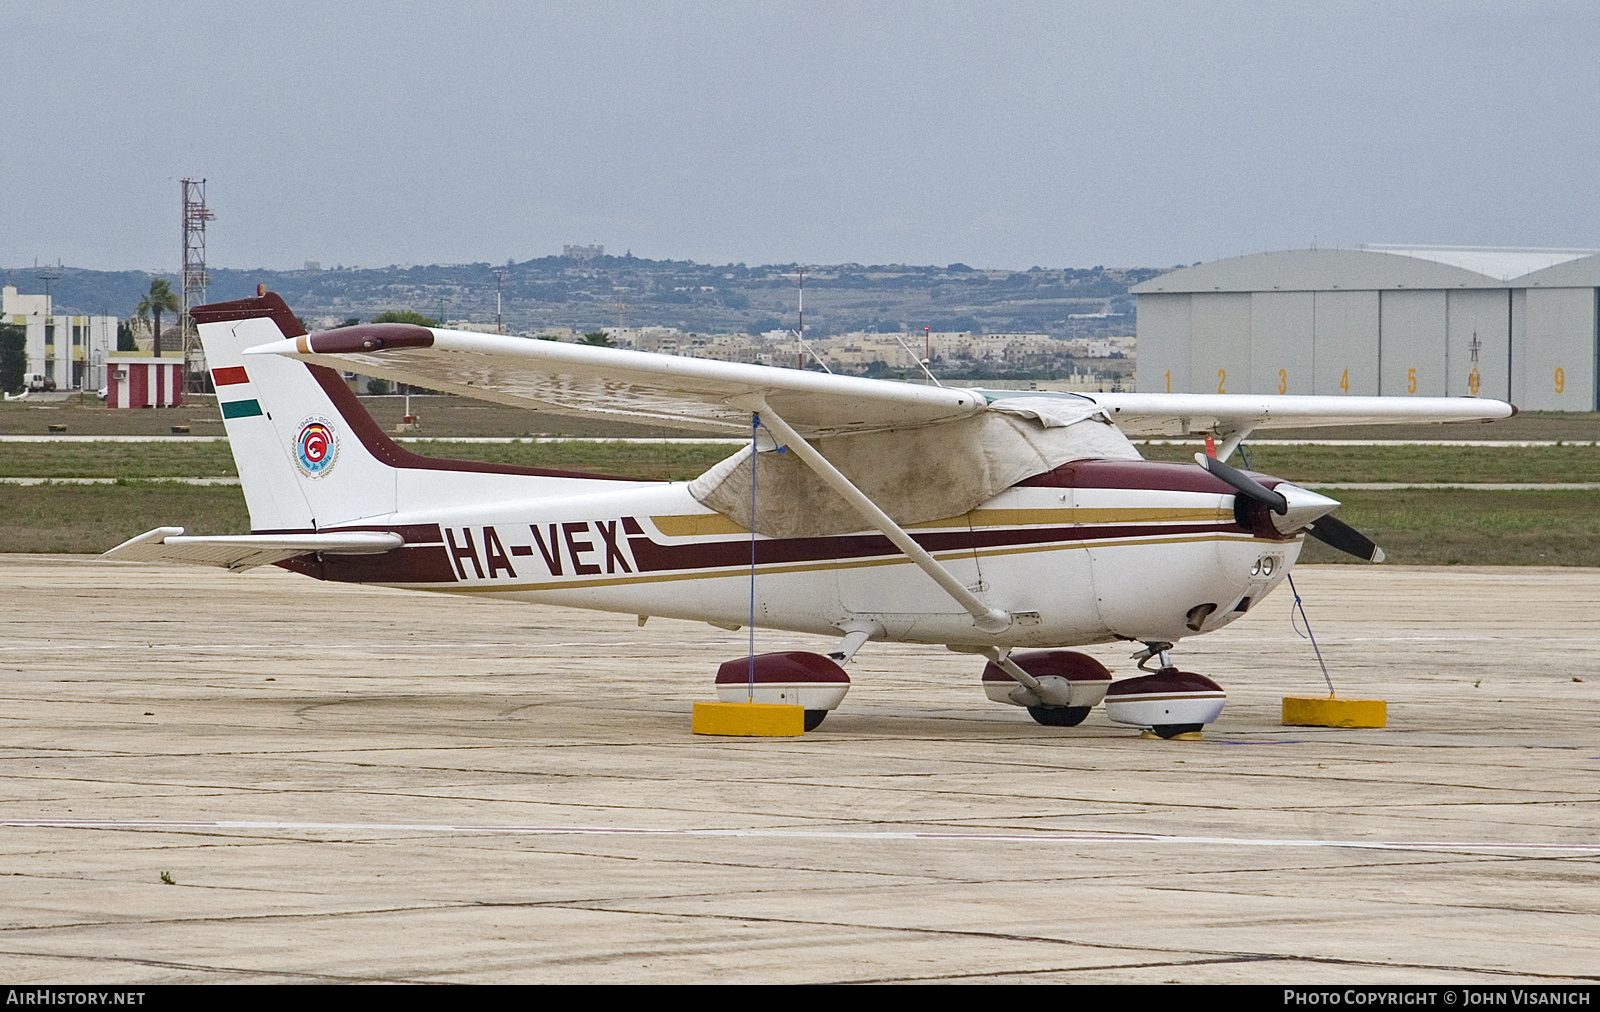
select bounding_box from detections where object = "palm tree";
[137,278,180,357]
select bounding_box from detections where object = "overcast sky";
[4,1,1597,272]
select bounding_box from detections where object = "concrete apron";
[0,556,1595,984]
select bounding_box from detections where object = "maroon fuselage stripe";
[278,547,458,584]
[268,523,455,583]
[625,520,1269,575]
[1020,458,1286,494]
[267,515,1273,587]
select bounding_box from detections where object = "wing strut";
[746,397,1013,634]
[1215,426,1254,462]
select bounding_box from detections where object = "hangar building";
[1131,245,1600,410]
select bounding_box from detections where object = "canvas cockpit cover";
[688,397,1140,538]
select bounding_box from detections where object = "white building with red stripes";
[105,355,185,408]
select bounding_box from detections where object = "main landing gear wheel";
[712,653,851,732]
[982,652,1113,726]
[1026,705,1091,727]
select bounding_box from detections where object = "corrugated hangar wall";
[1132,248,1600,410]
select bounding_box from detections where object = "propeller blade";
[1197,452,1374,554]
[1195,453,1287,514]
[1306,515,1387,563]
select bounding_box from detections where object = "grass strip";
[4,482,1594,565]
[0,440,736,482]
[1295,489,1600,565]
[11,439,1600,484]
[398,440,735,481]
[0,481,250,555]
[1137,441,1600,483]
[0,442,240,478]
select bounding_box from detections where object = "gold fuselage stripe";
[647,506,1234,538]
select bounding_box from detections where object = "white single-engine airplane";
[107,289,1513,736]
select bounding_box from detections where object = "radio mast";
[180,178,215,387]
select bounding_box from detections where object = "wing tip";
[103,526,184,559]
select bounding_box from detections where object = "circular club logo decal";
[294,419,339,478]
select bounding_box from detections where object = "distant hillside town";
[436,321,1134,390]
[2,251,1159,393]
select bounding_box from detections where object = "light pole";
[493,268,507,334]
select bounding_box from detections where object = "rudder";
[195,291,397,532]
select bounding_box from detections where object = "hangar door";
[1514,287,1597,411]
[1313,291,1379,396]
[1189,293,1252,395]
[1379,290,1447,396]
[1250,292,1314,394]
[1446,290,1510,400]
[1135,294,1191,393]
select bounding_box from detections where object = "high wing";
[104,527,403,571]
[247,322,1514,437]
[245,323,986,437]
[1082,392,1515,437]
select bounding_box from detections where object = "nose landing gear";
[1102,642,1227,739]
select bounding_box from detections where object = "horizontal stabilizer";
[103,527,403,571]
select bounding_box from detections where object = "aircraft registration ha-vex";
[107,289,1513,736]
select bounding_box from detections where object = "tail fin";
[195,290,397,531]
[194,289,646,534]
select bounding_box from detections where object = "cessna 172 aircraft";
[107,289,1513,736]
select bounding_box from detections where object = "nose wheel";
[1143,721,1206,739]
